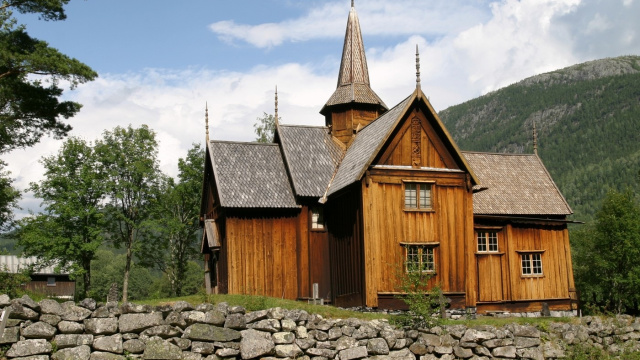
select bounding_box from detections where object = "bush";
[393,264,446,328]
[0,265,30,298]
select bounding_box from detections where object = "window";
[521,253,543,276]
[477,231,499,252]
[47,277,56,286]
[405,245,435,273]
[311,207,325,230]
[404,182,432,210]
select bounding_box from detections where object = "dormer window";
[404,182,433,210]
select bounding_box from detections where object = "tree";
[0,0,96,230]
[150,144,204,297]
[253,112,277,143]
[18,137,106,298]
[95,124,163,303]
[572,188,640,314]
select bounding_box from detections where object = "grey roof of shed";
[0,255,68,275]
[277,125,345,197]
[463,152,572,215]
[208,141,299,208]
[326,95,413,196]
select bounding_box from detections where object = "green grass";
[445,315,577,328]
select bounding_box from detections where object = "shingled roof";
[277,125,344,198]
[208,141,299,208]
[463,152,572,216]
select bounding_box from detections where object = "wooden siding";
[225,214,299,299]
[362,169,473,308]
[26,275,75,298]
[330,107,381,145]
[506,223,574,302]
[326,188,364,307]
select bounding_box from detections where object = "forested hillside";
[439,55,640,222]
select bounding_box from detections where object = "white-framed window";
[311,206,325,230]
[521,253,543,276]
[404,244,436,273]
[477,231,499,252]
[404,182,432,210]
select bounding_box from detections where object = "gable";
[375,106,459,169]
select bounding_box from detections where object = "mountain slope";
[439,55,640,221]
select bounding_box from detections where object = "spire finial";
[274,86,279,127]
[416,44,421,90]
[533,119,538,156]
[351,0,354,8]
[205,102,210,142]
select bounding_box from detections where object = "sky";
[5,0,640,218]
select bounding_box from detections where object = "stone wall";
[1,294,639,360]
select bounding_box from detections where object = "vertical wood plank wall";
[507,224,574,302]
[225,215,299,299]
[362,170,473,308]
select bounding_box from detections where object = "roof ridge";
[210,140,279,146]
[462,151,538,156]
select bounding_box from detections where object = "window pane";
[532,253,542,274]
[423,247,435,272]
[488,232,498,252]
[405,183,417,208]
[477,232,486,252]
[406,246,419,272]
[521,254,531,275]
[419,185,431,209]
[311,207,324,229]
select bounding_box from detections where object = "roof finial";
[533,118,538,156]
[205,102,210,142]
[274,86,279,127]
[351,0,354,8]
[416,44,421,90]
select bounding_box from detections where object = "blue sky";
[7,0,640,216]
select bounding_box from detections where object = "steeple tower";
[320,0,387,146]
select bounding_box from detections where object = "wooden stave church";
[200,2,578,314]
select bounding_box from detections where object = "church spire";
[416,45,421,90]
[274,85,279,127]
[205,102,209,143]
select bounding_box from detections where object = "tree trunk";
[122,229,133,303]
[82,256,91,300]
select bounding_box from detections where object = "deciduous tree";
[253,112,277,143]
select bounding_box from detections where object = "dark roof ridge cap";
[209,140,279,146]
[462,151,538,156]
[279,124,329,129]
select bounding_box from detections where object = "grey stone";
[482,338,513,348]
[244,309,268,324]
[182,311,206,325]
[517,347,544,360]
[78,298,97,311]
[511,324,540,338]
[203,310,226,326]
[268,307,285,320]
[172,301,194,313]
[388,348,416,359]
[143,339,182,360]
[54,334,93,349]
[308,329,328,341]
[6,339,52,357]
[249,318,281,333]
[460,329,496,343]
[542,341,565,358]
[367,338,390,355]
[58,320,85,334]
[118,312,164,333]
[165,311,187,328]
[91,306,117,318]
[514,336,541,348]
[61,303,93,321]
[492,345,516,358]
[191,341,216,355]
[170,337,191,351]
[473,346,491,357]
[281,318,296,332]
[224,313,246,329]
[40,299,64,315]
[327,327,342,340]
[93,333,123,354]
[393,338,408,349]
[52,345,91,360]
[119,302,151,314]
[140,325,182,339]
[0,325,19,344]
[434,346,453,355]
[295,337,316,350]
[408,342,428,355]
[16,295,40,311]
[8,302,39,320]
[183,323,241,342]
[0,294,10,306]
[353,324,377,339]
[84,317,118,335]
[306,347,336,358]
[123,339,146,354]
[121,333,138,340]
[21,321,57,339]
[273,331,295,344]
[342,325,356,337]
[335,335,358,351]
[275,344,303,358]
[419,333,441,347]
[215,348,240,357]
[338,346,368,360]
[89,351,125,360]
[228,305,245,314]
[180,352,202,360]
[240,329,275,359]
[453,345,473,358]
[295,325,308,339]
[40,313,62,326]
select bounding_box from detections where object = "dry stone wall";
[1,294,639,360]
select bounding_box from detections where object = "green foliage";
[394,264,445,328]
[572,188,640,314]
[88,249,154,301]
[18,137,106,298]
[0,160,19,230]
[148,261,203,299]
[439,56,640,222]
[148,144,204,297]
[253,112,277,143]
[0,265,29,298]
[94,124,163,303]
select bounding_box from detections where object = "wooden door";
[309,231,331,300]
[477,253,504,302]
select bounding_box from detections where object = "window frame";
[47,276,56,287]
[403,181,434,211]
[310,206,326,232]
[402,243,439,274]
[476,230,499,253]
[518,251,544,277]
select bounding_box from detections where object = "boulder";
[21,321,57,339]
[51,345,91,360]
[84,317,118,335]
[93,333,123,354]
[54,334,94,349]
[58,320,85,334]
[183,323,241,342]
[143,339,182,360]
[118,312,164,333]
[240,329,275,359]
[6,339,52,357]
[338,345,368,360]
[40,299,65,315]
